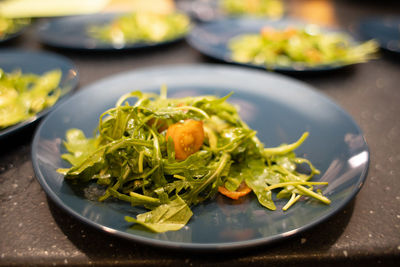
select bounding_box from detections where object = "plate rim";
[358,16,400,54]
[31,63,369,250]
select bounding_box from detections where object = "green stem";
[138,151,144,173]
[263,132,309,156]
[174,106,210,119]
[265,181,328,191]
[214,131,255,152]
[98,180,120,202]
[294,157,320,176]
[187,152,230,199]
[106,138,153,154]
[148,127,166,186]
[295,185,331,205]
[129,191,161,205]
[282,193,301,211]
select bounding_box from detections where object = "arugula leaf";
[125,196,192,233]
[61,129,98,166]
[243,159,278,210]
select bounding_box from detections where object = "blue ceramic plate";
[32,64,369,250]
[186,18,359,72]
[359,17,400,54]
[0,49,79,139]
[36,13,188,51]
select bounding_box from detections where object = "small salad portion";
[59,87,330,233]
[0,16,30,40]
[229,24,378,69]
[0,69,61,129]
[220,0,284,19]
[87,12,190,46]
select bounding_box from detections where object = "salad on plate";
[0,68,61,129]
[87,12,190,46]
[58,87,330,233]
[229,24,378,69]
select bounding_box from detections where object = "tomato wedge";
[165,119,204,160]
[218,182,252,200]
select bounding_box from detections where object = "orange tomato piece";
[165,119,204,160]
[218,182,252,200]
[305,49,322,63]
[260,26,277,39]
[283,27,298,38]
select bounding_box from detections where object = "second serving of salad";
[87,11,190,46]
[229,24,378,69]
[0,16,30,40]
[0,68,62,129]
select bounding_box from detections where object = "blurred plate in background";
[359,17,400,54]
[0,49,78,139]
[36,13,189,51]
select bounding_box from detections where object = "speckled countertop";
[1,0,400,266]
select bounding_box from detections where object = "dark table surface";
[1,0,400,266]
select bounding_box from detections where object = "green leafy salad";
[220,0,284,18]
[229,25,379,69]
[58,87,330,233]
[0,16,30,39]
[0,69,61,129]
[87,12,190,46]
